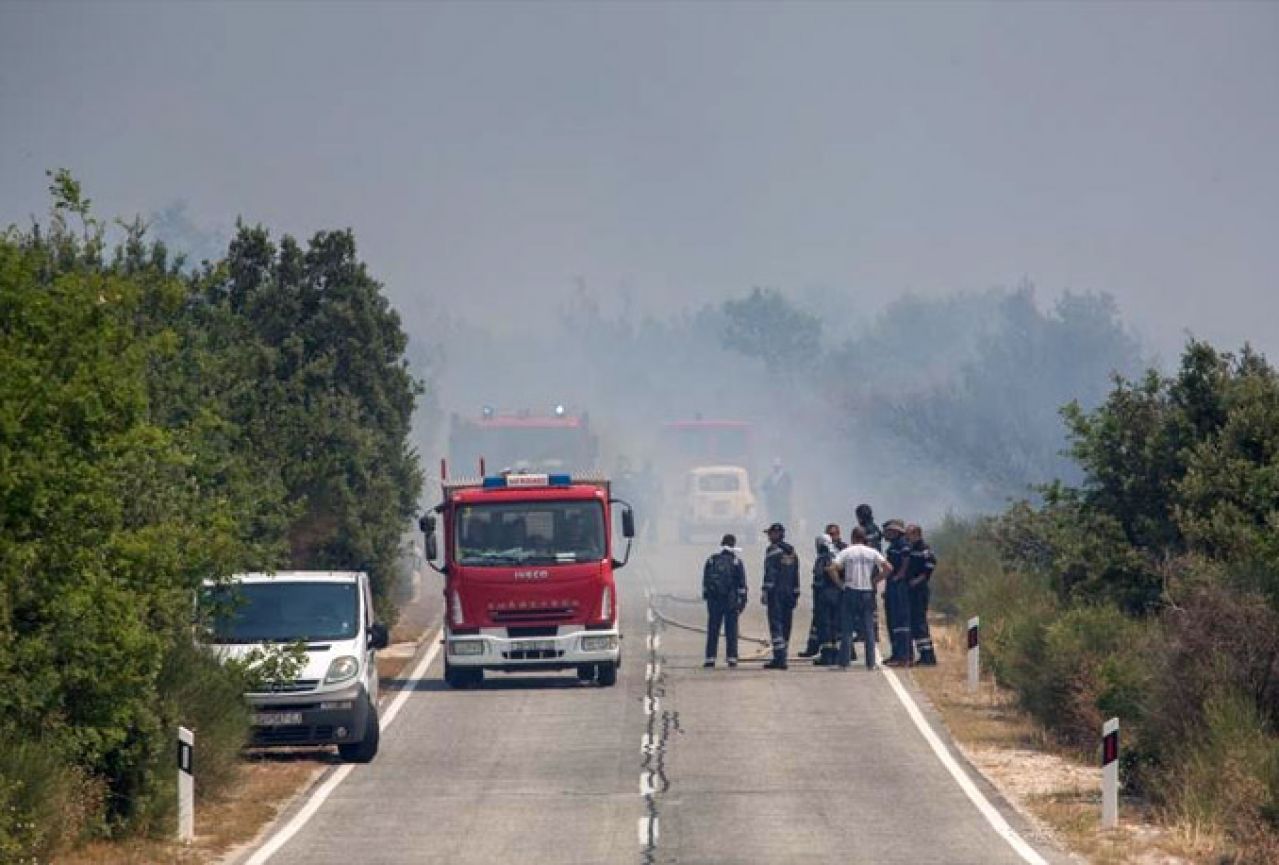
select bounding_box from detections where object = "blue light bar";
[480,472,574,489]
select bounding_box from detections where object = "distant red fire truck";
[448,406,599,474]
[420,471,634,688]
[659,419,755,474]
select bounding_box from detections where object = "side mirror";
[368,622,390,650]
[622,506,636,539]
[420,513,439,563]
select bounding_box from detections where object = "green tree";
[199,224,423,619]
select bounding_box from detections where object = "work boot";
[917,648,937,666]
[727,658,738,668]
[798,643,819,658]
[703,659,715,668]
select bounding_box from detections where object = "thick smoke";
[415,279,1146,534]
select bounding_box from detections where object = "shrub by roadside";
[932,517,1279,861]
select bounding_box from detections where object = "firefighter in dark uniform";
[760,522,801,669]
[800,524,845,663]
[855,503,883,551]
[882,519,914,666]
[702,534,748,668]
[905,524,938,665]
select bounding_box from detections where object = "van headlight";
[324,655,360,684]
[581,635,618,652]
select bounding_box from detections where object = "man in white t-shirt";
[832,526,892,669]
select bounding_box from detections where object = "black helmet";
[855,503,873,522]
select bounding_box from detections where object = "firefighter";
[702,534,748,668]
[882,519,914,667]
[905,523,938,666]
[800,524,845,664]
[760,522,801,669]
[854,503,883,552]
[761,459,793,527]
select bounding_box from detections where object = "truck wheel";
[576,664,595,682]
[596,661,618,687]
[338,703,380,763]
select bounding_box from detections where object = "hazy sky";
[2,1,1277,359]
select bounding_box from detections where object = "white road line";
[243,625,443,865]
[644,696,660,715]
[880,668,1049,865]
[646,634,660,651]
[646,607,655,623]
[640,772,657,796]
[641,734,654,754]
[637,816,659,845]
[645,663,660,681]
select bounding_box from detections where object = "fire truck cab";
[420,472,633,688]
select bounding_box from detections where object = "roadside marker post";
[177,726,194,843]
[1102,717,1119,829]
[966,616,980,693]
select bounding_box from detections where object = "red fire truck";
[448,407,599,474]
[419,471,634,688]
[659,419,755,475]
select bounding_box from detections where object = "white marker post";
[177,726,195,843]
[1102,717,1119,829]
[966,616,980,693]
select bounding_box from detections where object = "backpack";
[706,552,738,598]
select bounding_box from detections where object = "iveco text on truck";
[420,472,634,687]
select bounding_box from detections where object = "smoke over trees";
[429,279,1145,519]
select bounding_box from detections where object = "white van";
[203,571,389,762]
[678,465,758,543]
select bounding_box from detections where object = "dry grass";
[53,596,438,865]
[912,619,1218,865]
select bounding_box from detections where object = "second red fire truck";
[420,471,634,688]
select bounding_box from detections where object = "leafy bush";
[1162,689,1279,863]
[0,740,101,862]
[0,173,424,848]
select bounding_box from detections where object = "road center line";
[880,667,1049,865]
[242,625,444,865]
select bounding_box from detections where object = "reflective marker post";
[177,726,194,843]
[966,616,980,693]
[1102,717,1119,829]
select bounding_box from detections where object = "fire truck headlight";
[600,585,613,621]
[581,635,618,652]
[324,655,360,684]
[449,640,485,656]
[554,404,566,417]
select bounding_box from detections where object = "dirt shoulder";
[54,584,441,865]
[910,618,1213,865]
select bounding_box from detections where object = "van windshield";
[204,582,359,643]
[456,500,605,565]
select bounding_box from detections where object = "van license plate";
[253,712,303,726]
[518,640,557,652]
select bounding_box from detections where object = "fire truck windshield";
[456,500,606,565]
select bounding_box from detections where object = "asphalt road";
[232,542,1069,865]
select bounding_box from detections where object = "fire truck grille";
[501,648,566,661]
[491,607,575,623]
